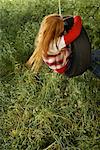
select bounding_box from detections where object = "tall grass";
[0,0,100,149]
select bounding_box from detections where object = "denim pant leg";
[89,49,100,78]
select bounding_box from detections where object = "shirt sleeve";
[64,16,82,45]
[57,36,66,50]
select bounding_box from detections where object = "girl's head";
[39,14,64,42]
[26,14,64,72]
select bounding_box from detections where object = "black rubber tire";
[66,27,91,77]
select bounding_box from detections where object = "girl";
[26,14,82,74]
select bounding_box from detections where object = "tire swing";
[65,26,91,77]
[58,0,91,77]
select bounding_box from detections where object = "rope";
[58,0,62,16]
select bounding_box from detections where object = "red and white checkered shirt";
[43,36,72,74]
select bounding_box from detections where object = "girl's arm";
[64,16,82,45]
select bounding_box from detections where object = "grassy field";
[0,0,100,149]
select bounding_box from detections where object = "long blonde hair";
[26,14,64,73]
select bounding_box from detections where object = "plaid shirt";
[43,36,72,74]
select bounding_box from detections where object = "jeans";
[89,49,100,78]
